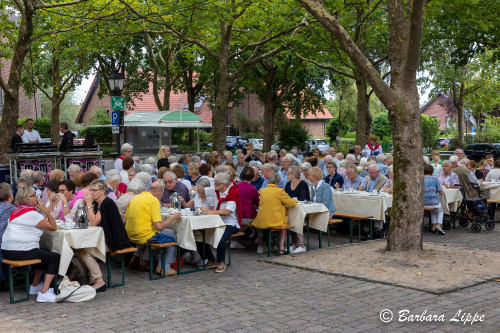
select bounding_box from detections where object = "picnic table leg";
[306,217,310,251]
[327,225,330,248]
[176,246,181,275]
[369,220,373,240]
[287,229,290,254]
[8,265,14,304]
[318,230,322,249]
[278,231,282,256]
[358,221,361,241]
[349,219,353,243]
[267,229,272,258]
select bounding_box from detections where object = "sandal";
[279,250,286,255]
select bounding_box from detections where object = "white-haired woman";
[1,187,59,302]
[382,165,394,194]
[115,143,133,172]
[117,178,145,223]
[105,169,125,200]
[200,172,242,273]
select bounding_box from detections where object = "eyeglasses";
[214,182,222,187]
[57,189,67,193]
[29,194,37,198]
[89,188,101,192]
[165,179,176,184]
[162,147,169,151]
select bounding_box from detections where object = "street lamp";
[108,70,125,157]
[107,70,125,96]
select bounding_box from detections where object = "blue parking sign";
[111,110,119,125]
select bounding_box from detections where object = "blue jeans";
[134,229,177,268]
[217,225,239,263]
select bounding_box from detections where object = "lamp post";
[108,70,125,157]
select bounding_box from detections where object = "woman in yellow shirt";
[252,173,297,254]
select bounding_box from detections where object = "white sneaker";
[230,241,245,249]
[289,244,297,251]
[257,245,267,254]
[291,246,306,254]
[36,289,57,303]
[29,283,43,295]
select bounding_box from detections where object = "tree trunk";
[50,98,62,143]
[354,70,371,147]
[454,81,465,147]
[212,68,231,153]
[263,93,277,151]
[0,5,34,162]
[298,0,426,252]
[385,88,424,251]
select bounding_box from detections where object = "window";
[445,117,456,129]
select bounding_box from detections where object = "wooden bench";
[332,212,374,243]
[266,225,294,257]
[226,231,246,267]
[106,247,137,288]
[2,259,41,304]
[147,242,180,280]
[326,219,343,247]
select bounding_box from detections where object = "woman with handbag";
[81,180,131,292]
[1,187,60,302]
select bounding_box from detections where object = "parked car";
[271,140,310,153]
[464,143,500,162]
[307,138,330,153]
[249,138,263,150]
[437,137,454,148]
[226,136,248,150]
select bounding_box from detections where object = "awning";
[124,110,212,128]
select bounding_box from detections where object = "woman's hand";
[57,192,67,204]
[334,182,340,189]
[84,193,93,206]
[36,198,50,214]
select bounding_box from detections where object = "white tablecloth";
[481,182,500,201]
[332,191,392,220]
[287,203,330,234]
[161,213,226,251]
[440,188,462,214]
[40,227,107,276]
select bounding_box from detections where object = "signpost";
[111,96,125,155]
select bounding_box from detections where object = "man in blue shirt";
[342,165,365,191]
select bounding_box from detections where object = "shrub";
[18,117,51,138]
[277,121,309,151]
[421,114,440,152]
[80,108,112,144]
[371,113,391,140]
[326,118,350,143]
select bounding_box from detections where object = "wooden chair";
[2,259,41,304]
[327,219,342,247]
[227,231,245,267]
[106,247,137,288]
[332,212,374,243]
[266,225,294,257]
[148,242,179,280]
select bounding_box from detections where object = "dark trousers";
[3,248,60,275]
[216,225,239,263]
[196,242,216,262]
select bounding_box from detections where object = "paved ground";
[1,219,500,332]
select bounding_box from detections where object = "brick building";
[76,75,333,137]
[0,59,40,120]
